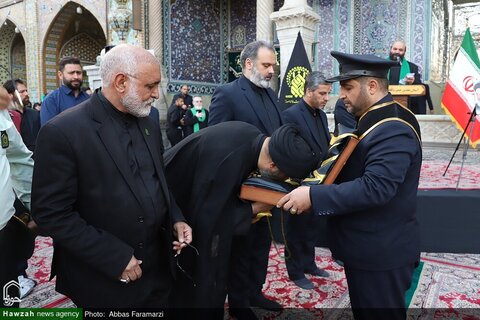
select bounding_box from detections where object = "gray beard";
[249,66,271,89]
[120,92,152,118]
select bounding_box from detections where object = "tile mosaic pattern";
[315,0,429,83]
[229,0,256,50]
[353,0,407,56]
[0,22,16,82]
[168,0,222,87]
[315,0,335,77]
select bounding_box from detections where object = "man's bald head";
[100,44,160,88]
[99,44,161,117]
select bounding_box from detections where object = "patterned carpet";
[419,161,480,190]
[21,238,480,319]
[20,155,480,318]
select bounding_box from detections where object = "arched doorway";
[43,1,106,94]
[0,19,26,83]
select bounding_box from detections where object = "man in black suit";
[282,71,331,290]
[209,40,283,313]
[388,40,433,114]
[32,44,192,308]
[278,52,422,320]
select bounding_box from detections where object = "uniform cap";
[327,51,399,82]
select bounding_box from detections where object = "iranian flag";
[441,27,480,148]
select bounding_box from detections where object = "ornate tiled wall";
[314,0,430,82]
[11,35,26,81]
[38,0,107,42]
[0,22,16,82]
[430,0,447,83]
[451,2,480,79]
[314,0,335,76]
[229,0,256,50]
[164,0,224,94]
[44,5,76,92]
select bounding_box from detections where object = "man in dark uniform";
[278,51,422,320]
[165,122,319,319]
[32,44,192,308]
[282,71,332,290]
[209,40,283,313]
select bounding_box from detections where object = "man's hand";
[119,256,143,283]
[173,221,192,255]
[276,186,312,215]
[428,109,434,114]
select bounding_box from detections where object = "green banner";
[1,308,82,320]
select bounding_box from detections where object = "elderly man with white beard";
[209,40,283,317]
[31,44,192,308]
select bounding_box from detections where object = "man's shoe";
[18,275,37,299]
[229,307,258,320]
[250,293,282,311]
[307,268,330,277]
[292,277,314,290]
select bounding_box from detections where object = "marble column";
[147,0,168,147]
[24,0,41,102]
[256,0,274,42]
[256,0,277,91]
[270,0,319,80]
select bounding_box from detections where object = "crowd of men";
[0,39,427,320]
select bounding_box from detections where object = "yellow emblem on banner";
[285,66,310,100]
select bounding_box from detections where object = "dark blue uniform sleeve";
[310,122,421,216]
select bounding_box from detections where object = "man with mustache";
[32,44,192,308]
[40,56,90,126]
[278,51,422,320]
[3,79,40,153]
[209,40,283,317]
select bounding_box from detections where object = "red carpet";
[419,161,480,190]
[20,159,480,317]
[22,238,480,319]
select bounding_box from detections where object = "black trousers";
[344,263,416,320]
[228,218,272,308]
[166,127,183,147]
[0,217,35,308]
[285,211,320,280]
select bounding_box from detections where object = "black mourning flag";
[278,32,312,111]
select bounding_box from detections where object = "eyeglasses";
[174,241,199,287]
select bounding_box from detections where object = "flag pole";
[455,108,477,190]
[443,108,476,177]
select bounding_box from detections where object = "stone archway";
[42,1,106,93]
[11,33,26,81]
[0,20,25,83]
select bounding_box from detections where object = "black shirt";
[97,91,167,259]
[304,101,329,154]
[246,78,282,134]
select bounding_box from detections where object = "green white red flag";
[441,27,480,148]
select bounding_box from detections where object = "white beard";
[120,87,153,118]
